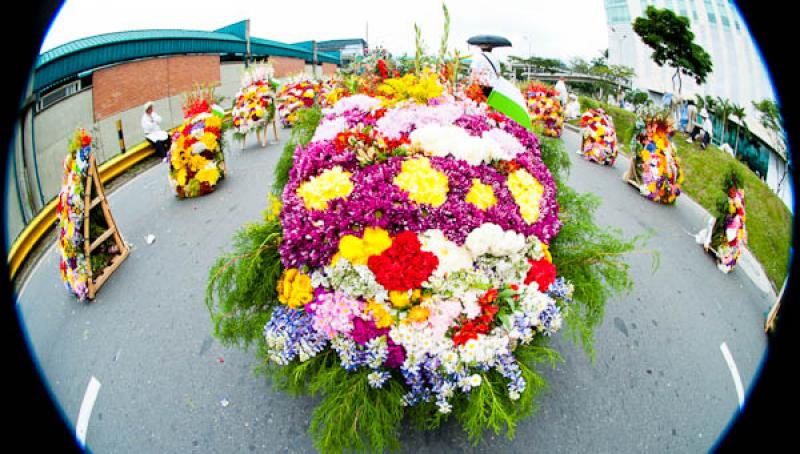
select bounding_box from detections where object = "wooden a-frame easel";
[82,154,129,299]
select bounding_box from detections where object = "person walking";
[555,76,568,107]
[685,100,698,137]
[141,101,171,161]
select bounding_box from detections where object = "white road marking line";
[75,376,101,448]
[720,342,745,409]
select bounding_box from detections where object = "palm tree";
[730,103,747,155]
[695,94,705,111]
[715,97,733,146]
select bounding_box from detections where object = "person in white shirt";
[141,101,171,160]
[554,77,568,107]
[689,108,713,149]
[565,94,581,120]
[470,44,500,97]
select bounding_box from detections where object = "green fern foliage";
[272,106,322,195]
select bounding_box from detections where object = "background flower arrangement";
[57,129,92,300]
[711,167,747,273]
[525,82,564,138]
[579,108,618,166]
[168,87,228,198]
[627,113,684,204]
[206,10,641,452]
[276,79,333,127]
[231,64,277,140]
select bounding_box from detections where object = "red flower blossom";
[377,59,389,80]
[80,132,92,147]
[368,231,438,291]
[524,258,557,292]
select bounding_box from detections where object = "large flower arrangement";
[579,108,618,166]
[57,129,92,300]
[711,170,747,273]
[168,93,227,198]
[627,114,684,204]
[277,80,329,127]
[525,82,563,138]
[231,65,276,137]
[208,19,637,452]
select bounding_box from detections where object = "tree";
[715,97,733,146]
[569,57,592,75]
[633,6,713,95]
[730,103,748,155]
[752,99,788,190]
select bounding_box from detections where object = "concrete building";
[604,0,792,210]
[5,20,353,248]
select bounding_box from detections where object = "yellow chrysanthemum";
[296,166,354,210]
[338,227,392,266]
[389,290,411,308]
[189,154,208,172]
[265,194,282,220]
[507,169,545,224]
[541,242,552,263]
[407,306,430,323]
[465,178,497,210]
[394,157,449,208]
[195,167,221,186]
[175,168,188,186]
[205,115,222,130]
[277,268,313,309]
[366,301,393,329]
[378,72,444,108]
[200,132,219,151]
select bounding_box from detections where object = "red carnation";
[368,231,438,291]
[524,258,557,292]
[81,133,91,147]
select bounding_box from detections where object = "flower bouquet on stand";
[57,129,93,300]
[207,10,639,452]
[579,108,618,166]
[277,80,325,127]
[698,166,747,273]
[232,63,277,147]
[624,112,684,204]
[168,87,228,198]
[525,82,564,138]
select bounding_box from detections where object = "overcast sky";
[39,0,609,63]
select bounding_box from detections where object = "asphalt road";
[15,127,775,452]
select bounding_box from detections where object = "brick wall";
[322,63,338,76]
[92,55,220,121]
[269,56,306,78]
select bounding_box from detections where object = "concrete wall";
[218,62,246,107]
[5,135,26,250]
[767,151,794,212]
[32,88,95,203]
[93,55,220,122]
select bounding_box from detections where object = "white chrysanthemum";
[465,223,527,258]
[325,94,382,115]
[481,128,525,161]
[312,116,348,142]
[410,124,502,166]
[419,229,474,277]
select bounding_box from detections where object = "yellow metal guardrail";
[7,140,155,280]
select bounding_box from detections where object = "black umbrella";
[467,35,512,49]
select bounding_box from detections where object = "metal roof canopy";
[34,25,340,93]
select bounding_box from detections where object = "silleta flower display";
[231,64,276,137]
[268,73,571,416]
[579,108,618,166]
[276,80,332,127]
[57,129,92,300]
[525,82,564,138]
[712,172,747,273]
[626,114,684,204]
[167,94,227,198]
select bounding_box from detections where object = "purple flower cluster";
[263,305,329,365]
